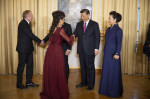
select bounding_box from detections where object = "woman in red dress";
[40,11,74,99]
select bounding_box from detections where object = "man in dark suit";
[42,22,72,81]
[16,10,42,89]
[74,9,100,90]
[145,24,150,80]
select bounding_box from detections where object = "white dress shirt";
[84,19,90,27]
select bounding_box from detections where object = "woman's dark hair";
[49,11,65,36]
[80,9,90,15]
[109,11,122,23]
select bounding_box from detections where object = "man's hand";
[94,50,99,56]
[40,40,45,46]
[65,50,70,56]
[113,55,119,60]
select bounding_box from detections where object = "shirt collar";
[24,19,29,24]
[84,19,90,25]
[84,19,90,27]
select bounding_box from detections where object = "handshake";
[40,40,45,46]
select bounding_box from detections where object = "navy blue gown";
[99,24,123,98]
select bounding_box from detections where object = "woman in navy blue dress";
[99,11,123,98]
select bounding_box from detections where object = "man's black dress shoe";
[76,83,87,88]
[17,85,28,89]
[26,82,39,87]
[87,87,93,90]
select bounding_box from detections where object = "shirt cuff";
[115,53,119,55]
[95,49,99,51]
[67,49,71,51]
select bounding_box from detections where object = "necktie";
[84,22,86,32]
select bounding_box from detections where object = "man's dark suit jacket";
[16,19,41,53]
[74,19,100,55]
[43,22,72,52]
[143,24,150,57]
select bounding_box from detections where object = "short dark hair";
[109,11,122,23]
[23,10,31,18]
[80,9,90,15]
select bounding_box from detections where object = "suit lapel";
[80,21,84,35]
[85,19,92,33]
[23,19,32,32]
[27,24,32,32]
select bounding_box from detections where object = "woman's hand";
[113,55,119,60]
[72,34,75,39]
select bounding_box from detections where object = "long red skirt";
[40,44,69,99]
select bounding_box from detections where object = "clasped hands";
[40,40,45,46]
[40,34,75,46]
[40,35,99,56]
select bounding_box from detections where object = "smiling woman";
[99,11,123,98]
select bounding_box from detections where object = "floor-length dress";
[99,24,123,98]
[40,27,74,99]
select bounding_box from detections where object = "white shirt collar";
[24,19,29,24]
[84,19,90,26]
